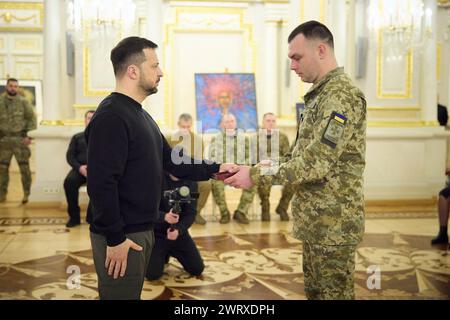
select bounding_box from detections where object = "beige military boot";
[233,211,249,224]
[195,214,207,225]
[276,207,289,221]
[261,202,271,221]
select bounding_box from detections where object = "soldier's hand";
[219,163,240,174]
[164,209,179,224]
[224,165,254,189]
[167,228,179,241]
[79,165,88,177]
[22,137,32,146]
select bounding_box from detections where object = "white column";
[420,0,438,124]
[345,0,356,78]
[43,0,62,121]
[263,20,279,119]
[328,0,347,69]
[143,0,165,127]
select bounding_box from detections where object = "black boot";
[431,226,448,245]
[66,218,81,228]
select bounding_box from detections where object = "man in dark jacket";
[63,110,95,228]
[146,173,204,280]
[85,37,237,300]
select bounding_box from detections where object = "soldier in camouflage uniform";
[252,113,294,221]
[0,78,37,204]
[210,113,255,224]
[166,113,211,225]
[226,21,366,299]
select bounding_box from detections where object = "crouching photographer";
[146,172,204,280]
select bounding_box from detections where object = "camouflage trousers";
[0,137,32,196]
[197,180,211,214]
[257,176,294,214]
[302,241,357,300]
[211,179,255,217]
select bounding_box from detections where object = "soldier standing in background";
[0,78,37,204]
[210,113,255,224]
[166,113,211,225]
[253,112,294,221]
[225,21,367,300]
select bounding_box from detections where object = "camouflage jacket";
[0,93,37,137]
[249,130,290,165]
[165,130,205,161]
[209,131,252,165]
[252,67,367,245]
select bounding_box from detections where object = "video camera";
[164,186,199,214]
[164,186,199,232]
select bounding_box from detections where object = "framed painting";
[195,73,258,133]
[0,79,43,122]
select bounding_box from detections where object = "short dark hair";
[288,20,334,49]
[6,78,18,84]
[85,110,96,118]
[110,37,158,77]
[178,113,192,122]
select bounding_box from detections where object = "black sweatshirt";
[66,132,87,171]
[155,177,197,238]
[85,92,220,246]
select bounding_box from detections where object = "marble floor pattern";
[0,174,449,300]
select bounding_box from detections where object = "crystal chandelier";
[67,0,136,42]
[367,0,432,60]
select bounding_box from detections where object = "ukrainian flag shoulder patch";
[321,111,347,149]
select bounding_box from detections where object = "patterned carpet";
[0,231,448,300]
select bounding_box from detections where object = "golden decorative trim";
[73,104,97,109]
[365,198,436,208]
[0,2,44,32]
[319,0,326,23]
[164,6,256,128]
[368,106,420,111]
[82,24,115,97]
[40,120,84,126]
[376,30,413,99]
[169,0,290,2]
[368,121,440,128]
[375,0,413,100]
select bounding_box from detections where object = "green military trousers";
[302,241,357,300]
[0,137,32,197]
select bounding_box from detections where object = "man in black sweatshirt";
[85,37,237,300]
[63,110,95,228]
[146,173,204,280]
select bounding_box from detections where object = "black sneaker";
[66,219,81,228]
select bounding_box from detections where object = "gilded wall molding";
[0,2,44,32]
[376,30,413,99]
[164,6,256,127]
[297,0,326,103]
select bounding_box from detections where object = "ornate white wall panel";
[0,1,44,32]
